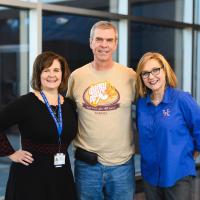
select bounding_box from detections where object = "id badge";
[54,153,65,167]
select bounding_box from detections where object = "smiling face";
[40,59,62,92]
[141,59,166,93]
[90,27,117,63]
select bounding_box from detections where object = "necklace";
[51,105,58,117]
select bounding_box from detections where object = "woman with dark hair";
[0,51,77,200]
[135,52,200,200]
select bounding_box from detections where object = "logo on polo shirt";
[82,81,120,111]
[162,108,170,117]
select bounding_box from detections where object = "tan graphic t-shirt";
[67,62,136,165]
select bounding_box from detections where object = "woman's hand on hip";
[8,150,34,166]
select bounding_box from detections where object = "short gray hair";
[90,21,118,41]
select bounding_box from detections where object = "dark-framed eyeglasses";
[141,66,163,79]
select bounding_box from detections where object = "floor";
[135,193,145,200]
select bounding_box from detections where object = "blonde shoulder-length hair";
[135,52,177,99]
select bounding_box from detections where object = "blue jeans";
[75,156,135,200]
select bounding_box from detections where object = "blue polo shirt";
[136,86,200,187]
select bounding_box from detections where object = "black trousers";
[143,176,194,200]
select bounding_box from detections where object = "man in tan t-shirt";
[67,21,136,200]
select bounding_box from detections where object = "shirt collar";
[145,86,172,105]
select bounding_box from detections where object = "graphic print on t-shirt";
[83,81,120,111]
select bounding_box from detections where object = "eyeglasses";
[141,67,163,79]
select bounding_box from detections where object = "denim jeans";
[75,156,135,200]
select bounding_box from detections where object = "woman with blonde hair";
[135,52,200,200]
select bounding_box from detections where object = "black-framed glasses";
[141,66,163,79]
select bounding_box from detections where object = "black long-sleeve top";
[0,92,77,156]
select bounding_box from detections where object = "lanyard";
[40,91,63,141]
